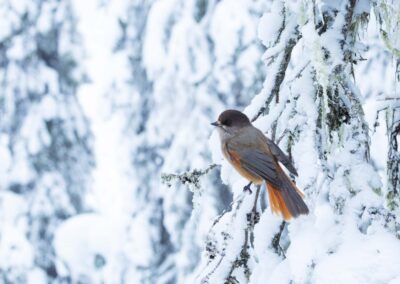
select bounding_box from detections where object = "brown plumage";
[212,109,309,220]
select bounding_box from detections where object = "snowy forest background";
[1,0,400,283]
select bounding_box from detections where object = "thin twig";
[161,164,218,189]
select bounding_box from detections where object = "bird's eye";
[222,119,232,126]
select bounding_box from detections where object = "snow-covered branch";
[161,164,218,190]
[199,186,261,284]
[252,4,301,122]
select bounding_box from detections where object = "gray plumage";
[213,109,309,219]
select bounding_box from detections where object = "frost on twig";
[161,163,218,190]
[161,163,220,228]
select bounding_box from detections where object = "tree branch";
[252,34,300,122]
[225,186,261,283]
[161,164,218,189]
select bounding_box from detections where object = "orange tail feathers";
[266,183,293,220]
[266,167,309,221]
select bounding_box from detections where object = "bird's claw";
[243,182,253,194]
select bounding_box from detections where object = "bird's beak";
[211,121,220,127]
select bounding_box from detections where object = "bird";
[211,109,309,220]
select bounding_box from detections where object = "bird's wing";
[226,140,282,188]
[263,135,298,176]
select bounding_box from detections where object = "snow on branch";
[161,164,218,189]
[252,3,301,121]
[164,1,400,283]
[199,186,262,284]
[371,0,400,209]
[372,0,400,57]
[385,97,400,209]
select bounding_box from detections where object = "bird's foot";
[243,182,253,194]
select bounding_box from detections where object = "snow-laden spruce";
[0,0,94,282]
[64,0,399,283]
[195,1,400,283]
[2,0,399,283]
[186,1,400,283]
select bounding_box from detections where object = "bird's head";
[211,109,251,136]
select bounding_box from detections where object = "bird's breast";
[221,142,263,185]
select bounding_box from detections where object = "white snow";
[54,213,127,283]
[2,0,400,283]
[143,0,179,79]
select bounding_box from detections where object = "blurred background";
[0,0,398,283]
